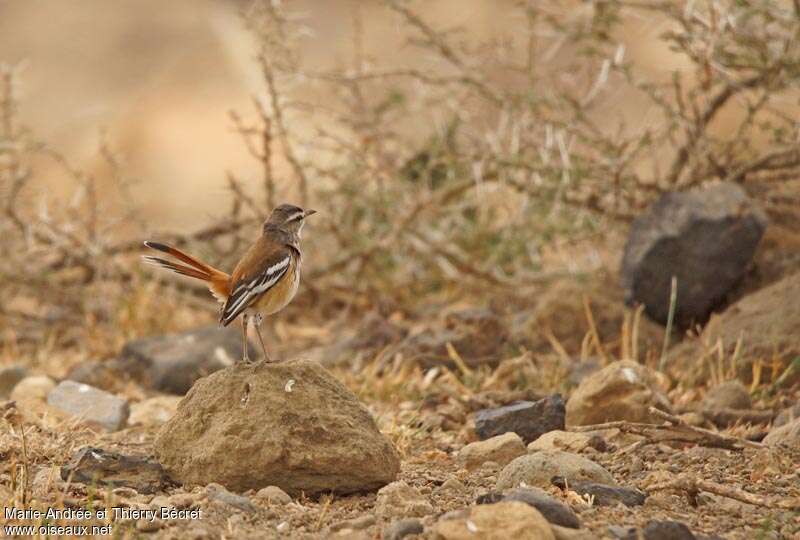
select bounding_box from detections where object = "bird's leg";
[241,313,251,363]
[252,313,273,363]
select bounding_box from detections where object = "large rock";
[668,272,800,384]
[154,359,400,495]
[496,450,615,490]
[566,361,671,426]
[432,501,555,540]
[119,325,253,394]
[621,182,767,327]
[47,381,129,432]
[475,395,565,443]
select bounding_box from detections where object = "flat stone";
[119,325,254,394]
[0,365,28,399]
[703,380,751,410]
[621,182,766,327]
[375,481,433,519]
[206,483,257,513]
[566,361,671,426]
[155,359,400,495]
[383,518,423,540]
[552,478,646,507]
[475,395,565,443]
[432,501,555,540]
[642,520,697,540]
[457,432,526,471]
[61,447,169,494]
[528,430,607,453]
[477,487,580,529]
[47,380,129,432]
[496,450,615,491]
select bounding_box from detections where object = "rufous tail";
[142,241,230,302]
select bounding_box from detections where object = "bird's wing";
[219,239,292,326]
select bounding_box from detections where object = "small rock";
[437,477,466,493]
[552,478,646,507]
[528,430,606,453]
[331,515,375,532]
[477,487,580,529]
[496,450,615,490]
[205,483,257,513]
[551,525,595,540]
[703,380,751,410]
[475,395,565,443]
[10,375,56,414]
[0,365,28,399]
[120,325,254,394]
[375,481,433,519]
[136,518,164,533]
[457,432,526,471]
[255,485,292,505]
[621,182,767,327]
[47,380,129,432]
[383,518,423,540]
[168,493,198,509]
[773,403,800,427]
[642,520,697,540]
[60,447,169,494]
[155,359,400,495]
[763,417,800,447]
[129,396,181,427]
[566,360,672,426]
[432,501,555,540]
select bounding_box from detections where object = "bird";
[142,203,316,363]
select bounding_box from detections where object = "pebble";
[474,395,566,443]
[457,432,526,471]
[375,481,433,519]
[255,485,292,505]
[497,450,616,490]
[383,518,423,540]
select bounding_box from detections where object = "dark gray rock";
[621,182,767,327]
[61,447,169,494]
[643,520,697,540]
[475,394,565,443]
[119,325,254,394]
[0,364,28,399]
[383,518,423,540]
[552,477,646,507]
[476,487,580,529]
[47,381,129,432]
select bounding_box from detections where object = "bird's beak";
[304,209,317,218]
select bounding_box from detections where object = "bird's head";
[264,203,317,236]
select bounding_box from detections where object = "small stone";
[331,515,375,531]
[432,501,555,540]
[478,487,580,529]
[383,518,423,540]
[168,493,197,509]
[703,380,751,410]
[206,483,257,513]
[763,417,800,447]
[0,365,28,399]
[552,478,646,507]
[375,481,433,519]
[112,487,139,498]
[497,450,615,490]
[566,361,672,426]
[437,477,466,493]
[47,381,129,432]
[255,485,292,505]
[474,395,565,443]
[129,396,181,427]
[60,447,169,494]
[136,518,163,532]
[10,375,56,420]
[528,430,606,453]
[551,525,596,540]
[642,520,697,540]
[457,432,526,471]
